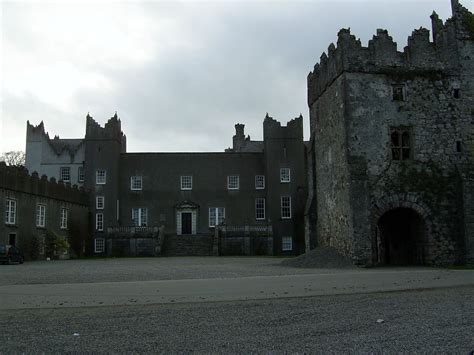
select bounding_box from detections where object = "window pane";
[280,168,290,183]
[181,176,192,190]
[391,131,400,147]
[227,176,239,190]
[255,175,265,189]
[282,236,293,251]
[401,131,410,147]
[392,148,400,160]
[131,176,143,190]
[402,148,410,160]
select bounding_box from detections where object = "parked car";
[0,244,24,265]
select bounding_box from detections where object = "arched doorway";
[376,208,426,265]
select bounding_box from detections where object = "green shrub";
[45,230,70,259]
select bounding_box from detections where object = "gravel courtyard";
[0,256,351,286]
[0,257,472,353]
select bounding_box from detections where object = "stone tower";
[306,1,474,265]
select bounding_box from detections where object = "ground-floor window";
[5,199,16,225]
[281,236,293,251]
[132,208,148,227]
[255,198,265,220]
[60,208,68,229]
[94,238,105,253]
[36,204,46,227]
[209,207,225,227]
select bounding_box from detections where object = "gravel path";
[0,286,472,353]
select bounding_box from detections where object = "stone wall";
[0,163,90,259]
[310,75,354,258]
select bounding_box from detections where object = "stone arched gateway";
[371,194,433,265]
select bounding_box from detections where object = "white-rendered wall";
[26,133,85,186]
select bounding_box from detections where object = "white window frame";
[60,208,68,229]
[255,198,266,220]
[282,236,293,251]
[94,238,105,253]
[5,199,16,225]
[78,167,84,183]
[130,176,143,191]
[280,168,291,183]
[281,196,292,219]
[96,196,105,210]
[36,204,46,228]
[227,175,239,190]
[255,175,265,190]
[181,176,193,190]
[132,208,148,227]
[96,213,104,231]
[209,207,225,227]
[60,167,71,183]
[96,169,106,185]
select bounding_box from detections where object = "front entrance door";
[9,234,16,246]
[181,212,192,235]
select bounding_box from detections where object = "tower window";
[96,170,106,185]
[453,88,460,99]
[391,127,411,161]
[280,168,291,183]
[392,85,405,101]
[131,176,143,191]
[456,141,462,153]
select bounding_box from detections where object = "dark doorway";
[181,212,192,235]
[376,208,425,265]
[9,234,16,246]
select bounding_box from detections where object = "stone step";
[162,235,214,256]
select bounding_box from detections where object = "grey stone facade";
[306,0,474,265]
[26,113,306,256]
[0,163,90,259]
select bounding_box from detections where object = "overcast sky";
[1,0,469,153]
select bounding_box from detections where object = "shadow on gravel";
[279,247,356,269]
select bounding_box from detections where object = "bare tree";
[0,151,26,167]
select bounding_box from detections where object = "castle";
[7,0,473,264]
[24,114,307,257]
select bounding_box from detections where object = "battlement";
[307,0,473,106]
[263,113,303,140]
[26,120,83,156]
[85,112,126,145]
[0,162,89,206]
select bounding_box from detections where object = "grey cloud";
[2,0,457,153]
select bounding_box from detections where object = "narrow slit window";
[392,85,405,101]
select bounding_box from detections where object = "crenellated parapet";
[26,120,83,157]
[85,112,126,145]
[0,162,89,206]
[308,1,473,106]
[263,113,303,140]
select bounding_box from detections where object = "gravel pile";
[280,246,355,269]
